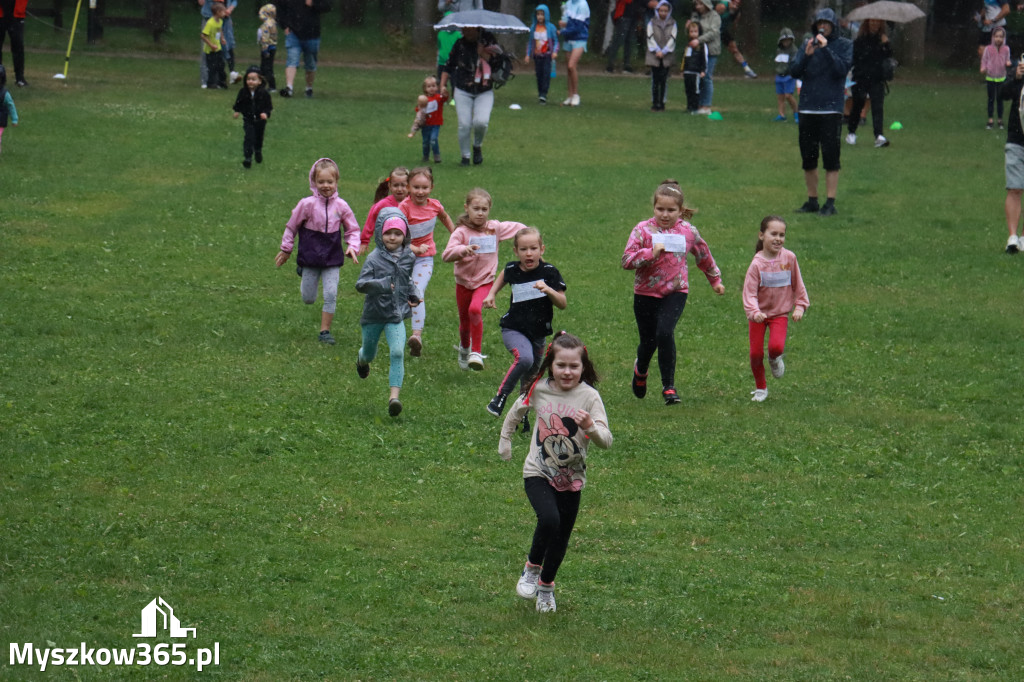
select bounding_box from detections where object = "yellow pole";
[58,0,85,79]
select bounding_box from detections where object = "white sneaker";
[535,582,556,612]
[516,562,541,599]
[845,133,857,145]
[468,351,484,371]
[570,93,580,106]
[1007,234,1020,254]
[562,96,573,106]
[751,388,768,402]
[769,354,785,379]
[229,71,241,84]
[874,135,890,148]
[456,346,470,370]
[695,107,712,115]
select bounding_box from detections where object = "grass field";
[2,24,1023,682]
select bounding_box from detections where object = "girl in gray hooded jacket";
[355,207,421,417]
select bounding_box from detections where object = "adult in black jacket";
[278,0,330,98]
[844,19,892,149]
[439,27,502,166]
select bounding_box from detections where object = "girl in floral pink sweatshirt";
[442,187,528,371]
[741,216,809,402]
[621,180,724,405]
[981,27,1012,129]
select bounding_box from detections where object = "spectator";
[689,0,720,115]
[559,0,590,107]
[0,0,26,87]
[1000,59,1024,253]
[606,0,656,73]
[438,0,482,11]
[978,0,1010,59]
[278,0,331,98]
[716,0,756,78]
[440,26,502,165]
[845,19,892,148]
[790,7,853,216]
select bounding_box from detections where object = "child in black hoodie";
[232,65,273,168]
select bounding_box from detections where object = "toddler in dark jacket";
[232,65,273,168]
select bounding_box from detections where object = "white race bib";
[775,53,790,64]
[653,232,687,253]
[511,280,546,303]
[760,270,792,288]
[469,235,497,254]
[409,217,436,240]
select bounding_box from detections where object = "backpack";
[881,57,898,82]
[490,52,515,89]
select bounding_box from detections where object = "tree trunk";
[898,0,929,65]
[499,0,526,55]
[738,0,761,64]
[413,0,435,45]
[382,0,408,31]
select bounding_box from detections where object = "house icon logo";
[132,597,197,638]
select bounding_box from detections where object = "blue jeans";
[533,53,552,98]
[285,33,320,71]
[359,322,407,388]
[421,125,440,159]
[699,55,717,108]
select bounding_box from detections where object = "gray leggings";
[497,329,544,398]
[300,266,340,314]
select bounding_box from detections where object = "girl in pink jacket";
[442,187,529,371]
[981,27,1012,129]
[742,215,809,402]
[621,180,724,405]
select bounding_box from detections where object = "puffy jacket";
[355,207,420,325]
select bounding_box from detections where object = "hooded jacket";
[232,69,273,121]
[258,4,278,51]
[775,27,797,77]
[691,0,721,56]
[790,8,853,113]
[279,159,360,268]
[527,4,560,58]
[355,207,420,325]
[645,1,677,68]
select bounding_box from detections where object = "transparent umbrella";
[433,9,530,34]
[844,1,927,24]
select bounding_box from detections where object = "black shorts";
[798,113,843,172]
[721,27,735,46]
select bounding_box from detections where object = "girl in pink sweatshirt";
[981,27,1012,129]
[621,179,724,405]
[442,187,528,371]
[742,215,810,402]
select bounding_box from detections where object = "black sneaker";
[242,158,252,169]
[472,146,483,165]
[796,200,820,213]
[487,393,508,417]
[280,86,293,97]
[357,361,370,378]
[460,157,471,166]
[631,361,648,399]
[255,151,263,164]
[305,87,313,98]
[319,330,335,345]
[389,398,403,417]
[519,413,531,433]
[818,203,837,216]
[662,387,681,405]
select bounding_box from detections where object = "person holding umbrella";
[845,19,893,148]
[440,25,502,165]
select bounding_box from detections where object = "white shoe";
[570,93,580,106]
[769,354,785,379]
[845,133,857,145]
[456,346,470,370]
[468,351,484,371]
[874,135,890,148]
[1007,234,1020,254]
[751,388,768,402]
[695,107,712,115]
[229,71,241,84]
[562,96,573,106]
[516,562,541,599]
[535,582,556,612]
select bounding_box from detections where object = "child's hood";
[307,158,339,200]
[259,3,276,21]
[778,26,795,45]
[374,207,411,254]
[533,4,551,26]
[991,26,1007,45]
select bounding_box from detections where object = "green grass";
[2,38,1023,681]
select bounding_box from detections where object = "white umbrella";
[434,9,530,34]
[844,1,927,24]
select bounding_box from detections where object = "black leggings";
[634,292,687,390]
[848,79,886,138]
[525,477,581,585]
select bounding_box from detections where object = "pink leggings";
[749,316,788,390]
[456,283,490,353]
